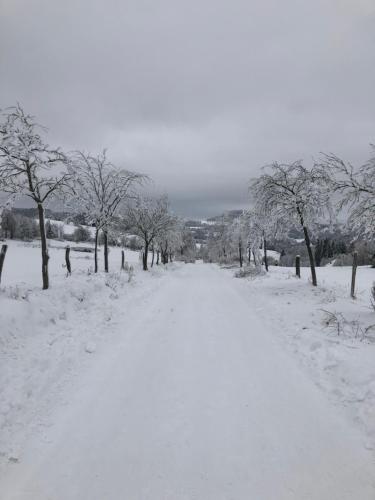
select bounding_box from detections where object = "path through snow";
[1,263,375,499]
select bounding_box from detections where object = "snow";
[1,254,375,498]
[44,219,97,238]
[0,239,141,286]
[0,247,165,471]
[227,264,375,451]
[266,249,280,261]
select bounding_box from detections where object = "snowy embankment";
[231,264,375,450]
[0,239,160,464]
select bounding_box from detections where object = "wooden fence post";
[351,251,358,299]
[296,255,301,278]
[0,244,8,285]
[65,246,71,276]
[121,250,125,270]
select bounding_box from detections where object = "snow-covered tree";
[250,162,331,286]
[242,209,287,271]
[68,150,144,272]
[227,215,247,267]
[178,227,197,263]
[157,218,183,265]
[124,196,175,270]
[0,105,69,289]
[319,147,375,240]
[1,209,16,239]
[202,215,234,264]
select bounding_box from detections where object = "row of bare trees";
[205,147,375,287]
[119,196,185,271]
[0,105,188,289]
[250,151,375,286]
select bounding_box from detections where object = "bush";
[332,253,353,266]
[126,235,142,251]
[353,242,375,266]
[264,255,278,266]
[73,225,91,243]
[234,265,266,278]
[45,220,60,239]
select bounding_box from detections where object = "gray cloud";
[1,0,375,217]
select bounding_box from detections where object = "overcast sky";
[1,0,374,217]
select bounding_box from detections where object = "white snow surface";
[42,219,96,238]
[1,252,375,499]
[0,239,140,286]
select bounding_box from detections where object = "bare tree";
[124,196,174,270]
[250,162,331,286]
[0,105,69,289]
[319,147,375,239]
[68,150,144,272]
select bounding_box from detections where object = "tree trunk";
[94,227,99,273]
[65,246,71,275]
[37,203,49,290]
[248,247,251,263]
[302,225,317,286]
[103,230,109,272]
[263,236,268,272]
[0,244,8,285]
[156,250,160,265]
[169,251,172,263]
[143,241,149,270]
[151,247,155,267]
[239,242,243,267]
[121,249,125,270]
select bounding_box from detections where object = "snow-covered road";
[2,263,375,499]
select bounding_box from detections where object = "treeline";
[1,210,39,240]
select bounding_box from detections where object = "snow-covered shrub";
[70,289,86,303]
[332,253,353,266]
[4,285,29,301]
[234,265,266,279]
[127,265,134,283]
[73,225,91,243]
[263,255,278,266]
[105,272,122,293]
[322,309,375,341]
[371,282,375,312]
[333,245,375,266]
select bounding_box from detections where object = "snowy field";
[1,244,375,498]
